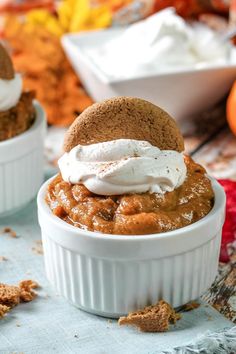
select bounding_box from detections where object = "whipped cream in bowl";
[85,8,236,80]
[58,139,187,196]
[0,73,22,111]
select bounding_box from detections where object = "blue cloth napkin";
[0,200,234,354]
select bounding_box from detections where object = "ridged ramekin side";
[0,148,44,215]
[0,102,46,216]
[42,230,221,318]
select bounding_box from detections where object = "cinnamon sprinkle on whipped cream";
[58,139,187,196]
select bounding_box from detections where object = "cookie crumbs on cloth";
[0,280,39,319]
[118,300,181,332]
[0,283,21,307]
[0,256,7,262]
[19,280,39,302]
[0,304,10,318]
[32,240,43,255]
[1,227,17,238]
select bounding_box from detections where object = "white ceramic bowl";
[62,30,236,119]
[37,176,225,318]
[0,101,46,217]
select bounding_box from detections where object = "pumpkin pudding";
[46,97,214,235]
[46,155,213,234]
[0,44,35,142]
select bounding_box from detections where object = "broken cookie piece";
[0,304,10,318]
[0,280,39,319]
[0,283,20,307]
[19,280,39,302]
[118,300,181,332]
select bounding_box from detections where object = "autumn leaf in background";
[0,0,54,12]
[2,0,114,126]
[25,0,112,36]
[2,0,235,126]
[58,0,112,32]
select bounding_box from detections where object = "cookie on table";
[118,300,181,332]
[63,97,184,152]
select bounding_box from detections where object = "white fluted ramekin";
[37,177,225,318]
[0,101,46,217]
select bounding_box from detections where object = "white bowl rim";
[0,100,45,148]
[37,175,226,241]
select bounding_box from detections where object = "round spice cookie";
[0,43,15,80]
[63,97,184,152]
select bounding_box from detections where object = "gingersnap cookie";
[118,300,181,332]
[0,43,14,80]
[63,97,184,152]
[0,280,39,319]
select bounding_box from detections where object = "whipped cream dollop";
[0,73,22,111]
[58,139,187,196]
[85,8,236,79]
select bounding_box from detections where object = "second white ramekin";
[37,178,225,318]
[0,101,46,217]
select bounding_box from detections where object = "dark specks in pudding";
[98,209,114,221]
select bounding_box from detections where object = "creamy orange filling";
[46,156,214,235]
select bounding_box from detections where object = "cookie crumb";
[3,227,11,233]
[19,280,39,290]
[19,280,39,302]
[0,280,39,319]
[0,304,10,318]
[0,283,21,307]
[0,256,7,262]
[2,227,17,238]
[118,300,181,332]
[32,240,43,255]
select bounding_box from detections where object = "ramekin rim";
[0,100,45,147]
[37,175,226,241]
